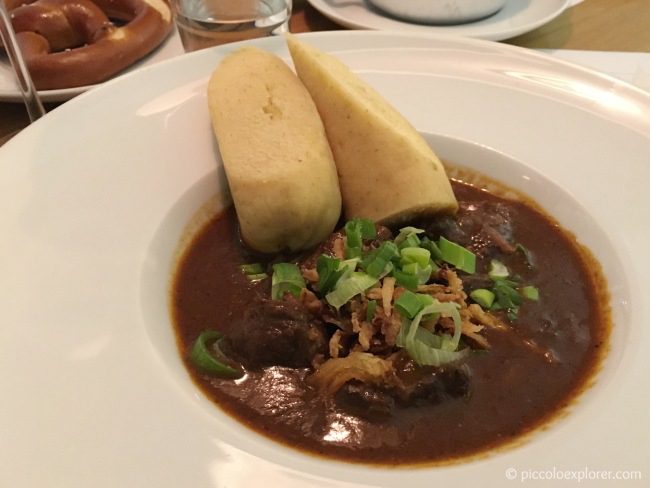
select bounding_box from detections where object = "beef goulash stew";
[172,175,609,464]
[171,37,610,465]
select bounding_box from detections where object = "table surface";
[2,0,650,146]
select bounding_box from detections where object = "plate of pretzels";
[0,0,184,102]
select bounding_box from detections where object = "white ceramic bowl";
[367,0,507,24]
[2,31,650,487]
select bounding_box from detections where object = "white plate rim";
[0,30,648,487]
[306,0,570,41]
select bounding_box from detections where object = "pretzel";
[5,0,173,89]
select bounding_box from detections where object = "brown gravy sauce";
[171,169,610,466]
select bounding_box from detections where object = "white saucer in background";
[306,0,569,41]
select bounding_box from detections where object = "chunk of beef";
[426,201,515,257]
[224,299,328,369]
[426,215,469,247]
[460,273,494,292]
[385,354,471,404]
[334,359,471,418]
[393,365,471,405]
[335,380,395,420]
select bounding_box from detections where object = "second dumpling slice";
[286,36,458,225]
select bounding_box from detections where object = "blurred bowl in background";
[367,0,507,24]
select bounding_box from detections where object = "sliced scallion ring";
[394,290,422,319]
[245,272,268,282]
[394,226,425,247]
[400,247,431,268]
[344,218,376,258]
[438,237,476,274]
[240,263,264,275]
[271,263,305,300]
[325,271,378,309]
[392,268,419,290]
[420,236,443,260]
[316,255,343,294]
[488,259,509,280]
[190,330,243,379]
[362,241,399,278]
[521,285,539,301]
[240,263,268,281]
[470,288,495,308]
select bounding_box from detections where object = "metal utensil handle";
[0,0,45,122]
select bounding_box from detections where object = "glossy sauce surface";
[171,180,609,465]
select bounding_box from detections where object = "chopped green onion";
[344,221,362,249]
[488,259,509,280]
[366,300,377,321]
[246,273,268,282]
[420,236,443,260]
[396,301,468,366]
[325,272,378,309]
[339,258,360,277]
[516,243,534,266]
[344,219,361,259]
[401,262,433,285]
[240,263,264,275]
[360,247,376,267]
[398,324,468,365]
[400,247,431,268]
[394,291,437,319]
[398,234,421,250]
[316,255,343,295]
[392,268,419,291]
[271,263,305,300]
[319,257,361,297]
[345,218,376,258]
[401,262,418,275]
[492,280,522,309]
[399,300,462,349]
[394,290,422,319]
[362,241,399,278]
[470,288,495,308]
[521,285,539,301]
[345,246,362,259]
[416,293,435,310]
[355,218,377,239]
[507,309,519,322]
[240,263,268,281]
[494,277,518,288]
[438,236,476,274]
[394,226,425,249]
[410,326,444,348]
[190,330,242,378]
[442,303,463,350]
[412,331,468,364]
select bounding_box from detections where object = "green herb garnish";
[271,263,305,300]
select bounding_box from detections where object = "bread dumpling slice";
[207,47,342,253]
[286,36,458,224]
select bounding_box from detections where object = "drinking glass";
[171,0,292,52]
